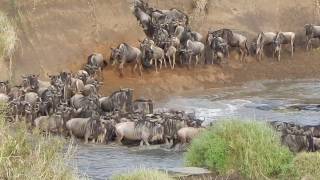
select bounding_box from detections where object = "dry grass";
[0,11,18,60]
[112,169,173,180]
[293,152,320,179]
[0,103,82,180]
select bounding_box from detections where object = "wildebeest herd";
[109,0,320,76]
[0,70,204,147]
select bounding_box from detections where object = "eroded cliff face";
[0,0,315,84]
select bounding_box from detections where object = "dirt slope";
[0,0,318,99]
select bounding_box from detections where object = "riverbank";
[99,50,320,101]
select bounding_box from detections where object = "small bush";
[293,152,320,179]
[112,169,173,180]
[185,120,294,179]
[0,104,80,180]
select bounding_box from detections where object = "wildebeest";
[21,74,39,92]
[256,32,277,61]
[162,115,187,145]
[110,43,143,77]
[115,121,164,146]
[304,24,320,51]
[71,94,100,118]
[180,40,205,67]
[0,81,9,94]
[273,32,295,61]
[133,99,153,114]
[24,92,39,106]
[87,53,107,71]
[208,29,248,62]
[208,35,229,64]
[34,113,64,134]
[229,33,249,63]
[66,115,103,144]
[140,43,165,72]
[100,88,133,113]
[177,127,204,145]
[133,6,152,31]
[164,43,177,69]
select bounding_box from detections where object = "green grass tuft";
[112,169,173,180]
[185,119,294,179]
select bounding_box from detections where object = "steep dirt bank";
[0,0,318,99]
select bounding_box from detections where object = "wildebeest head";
[48,74,63,88]
[22,74,39,91]
[110,48,122,65]
[273,32,286,54]
[304,24,314,36]
[0,80,9,94]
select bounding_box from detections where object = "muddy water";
[74,79,320,179]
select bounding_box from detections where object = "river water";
[73,79,320,179]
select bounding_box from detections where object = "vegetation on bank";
[293,152,320,179]
[112,169,173,180]
[0,11,17,60]
[0,104,80,180]
[185,120,295,179]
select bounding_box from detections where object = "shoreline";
[98,50,320,101]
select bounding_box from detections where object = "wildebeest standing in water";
[66,115,103,144]
[110,43,143,77]
[115,121,164,146]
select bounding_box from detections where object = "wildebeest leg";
[159,59,163,70]
[163,57,167,68]
[188,55,192,69]
[116,132,123,145]
[306,38,311,51]
[278,47,281,62]
[195,55,199,66]
[239,49,243,63]
[172,55,176,69]
[155,59,158,72]
[168,56,173,70]
[143,138,150,146]
[140,140,144,146]
[291,41,294,57]
[84,131,90,144]
[165,138,170,145]
[211,51,215,64]
[138,62,143,76]
[133,64,137,74]
[119,62,125,77]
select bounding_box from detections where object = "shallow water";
[74,79,320,179]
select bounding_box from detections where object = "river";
[73,79,320,179]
